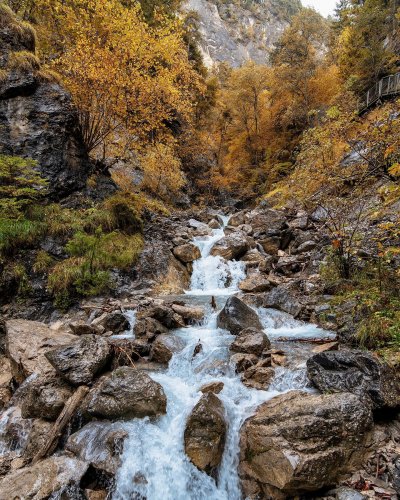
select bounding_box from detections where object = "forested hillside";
[0,1,399,499]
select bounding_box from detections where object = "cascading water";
[113,216,334,500]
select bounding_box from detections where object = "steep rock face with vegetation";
[183,0,301,67]
[0,5,90,198]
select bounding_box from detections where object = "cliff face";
[183,0,301,67]
[0,6,91,199]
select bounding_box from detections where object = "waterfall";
[113,215,334,500]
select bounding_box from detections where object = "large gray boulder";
[0,8,90,198]
[5,319,77,383]
[20,374,73,420]
[184,393,226,476]
[230,327,270,356]
[239,391,372,498]
[210,232,249,260]
[86,367,167,420]
[66,421,128,475]
[173,243,201,263]
[0,455,88,500]
[217,296,263,335]
[45,334,111,386]
[150,334,186,364]
[307,350,400,409]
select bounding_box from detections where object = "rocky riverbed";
[0,207,399,499]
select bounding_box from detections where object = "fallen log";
[32,385,89,464]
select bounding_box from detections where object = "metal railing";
[358,72,400,114]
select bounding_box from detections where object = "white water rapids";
[113,216,335,500]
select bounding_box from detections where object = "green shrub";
[0,218,44,256]
[103,193,143,234]
[48,229,143,303]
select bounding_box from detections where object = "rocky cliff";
[0,5,90,199]
[183,0,302,67]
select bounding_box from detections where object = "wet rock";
[23,419,53,461]
[69,321,98,336]
[5,319,77,383]
[0,356,12,409]
[150,334,186,364]
[184,393,226,476]
[45,334,111,386]
[171,304,205,323]
[66,421,128,475]
[133,317,168,341]
[293,240,317,254]
[259,236,281,255]
[20,374,73,420]
[85,490,108,500]
[0,455,88,500]
[173,243,201,263]
[307,351,400,409]
[86,367,167,420]
[108,337,151,367]
[144,304,185,329]
[230,353,258,373]
[239,391,372,498]
[242,364,275,390]
[208,219,221,229]
[210,232,249,260]
[263,284,302,318]
[217,296,263,335]
[312,341,339,353]
[230,327,270,356]
[102,312,129,334]
[239,274,271,293]
[334,487,366,500]
[240,249,266,264]
[200,381,224,394]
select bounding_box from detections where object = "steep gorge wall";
[183,0,301,67]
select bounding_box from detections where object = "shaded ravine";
[113,216,334,500]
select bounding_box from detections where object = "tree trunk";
[32,385,89,464]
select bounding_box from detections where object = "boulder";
[133,317,168,341]
[108,337,151,367]
[66,421,128,475]
[239,274,271,293]
[210,232,249,260]
[45,334,111,386]
[242,364,275,390]
[240,249,266,264]
[208,219,221,229]
[239,391,372,498]
[23,419,53,460]
[150,334,186,364]
[143,304,185,329]
[312,341,339,354]
[86,367,167,420]
[217,296,263,335]
[259,236,280,255]
[230,327,270,356]
[184,393,226,476]
[20,374,73,420]
[171,304,205,323]
[0,356,12,409]
[102,312,130,334]
[307,351,400,409]
[69,321,98,336]
[263,284,302,318]
[0,455,88,500]
[293,240,317,254]
[200,381,224,394]
[244,208,288,234]
[173,243,201,263]
[5,319,77,383]
[230,353,258,373]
